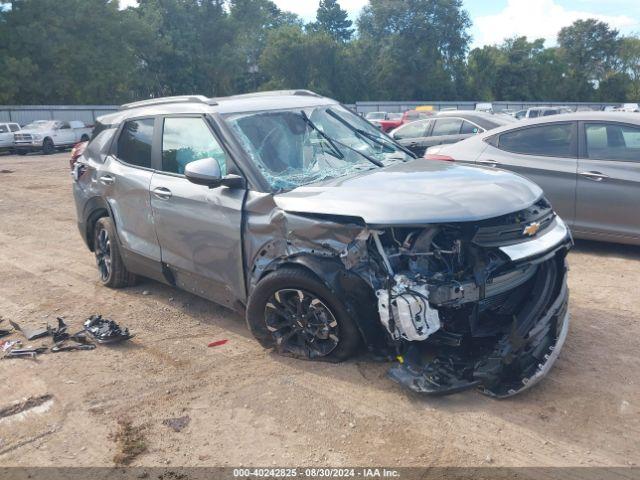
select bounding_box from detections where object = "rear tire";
[42,138,55,155]
[246,267,361,362]
[93,217,137,288]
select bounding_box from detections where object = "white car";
[618,103,639,113]
[14,120,92,155]
[0,122,21,153]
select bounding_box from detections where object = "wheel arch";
[82,197,116,251]
[256,254,387,352]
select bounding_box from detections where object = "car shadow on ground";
[571,238,640,260]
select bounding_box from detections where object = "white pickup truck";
[0,122,21,153]
[14,120,92,155]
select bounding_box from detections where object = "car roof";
[436,110,515,128]
[477,111,640,137]
[96,90,340,126]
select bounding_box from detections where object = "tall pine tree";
[312,0,354,42]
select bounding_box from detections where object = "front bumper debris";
[388,254,570,398]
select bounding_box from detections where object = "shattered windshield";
[225,105,412,191]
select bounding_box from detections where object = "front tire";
[93,217,137,288]
[246,267,361,362]
[42,138,55,155]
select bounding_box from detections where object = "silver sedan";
[426,112,640,246]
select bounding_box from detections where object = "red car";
[377,110,435,132]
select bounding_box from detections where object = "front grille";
[472,198,555,247]
[14,134,33,141]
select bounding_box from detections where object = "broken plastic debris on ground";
[84,315,133,344]
[1,314,132,359]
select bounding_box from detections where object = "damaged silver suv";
[73,91,572,398]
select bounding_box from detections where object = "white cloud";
[118,0,138,8]
[473,0,637,47]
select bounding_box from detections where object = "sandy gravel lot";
[0,152,638,468]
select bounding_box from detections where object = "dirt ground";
[0,152,638,468]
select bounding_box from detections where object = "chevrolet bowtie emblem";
[523,222,541,237]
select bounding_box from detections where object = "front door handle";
[152,187,172,200]
[579,171,609,182]
[478,159,499,167]
[99,175,115,185]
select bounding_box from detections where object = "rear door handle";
[579,171,609,182]
[152,187,172,200]
[478,159,499,167]
[99,175,115,185]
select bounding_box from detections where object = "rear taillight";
[70,141,87,170]
[424,153,455,161]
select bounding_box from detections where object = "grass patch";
[111,417,147,465]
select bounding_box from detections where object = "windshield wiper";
[326,109,417,159]
[299,111,344,160]
[300,111,383,168]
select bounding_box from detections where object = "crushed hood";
[274,159,543,225]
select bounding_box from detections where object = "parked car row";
[426,111,640,245]
[364,110,433,132]
[389,110,515,156]
[0,119,91,154]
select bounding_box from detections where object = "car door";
[574,121,640,241]
[0,124,11,148]
[393,120,432,156]
[100,117,162,274]
[476,122,578,225]
[149,115,246,309]
[429,117,469,147]
[56,121,76,145]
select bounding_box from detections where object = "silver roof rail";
[119,95,217,110]
[213,90,323,102]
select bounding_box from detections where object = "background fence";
[353,100,613,113]
[0,101,619,125]
[0,105,118,125]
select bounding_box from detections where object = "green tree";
[466,46,502,100]
[132,0,237,97]
[259,26,342,97]
[619,37,640,99]
[598,72,633,102]
[557,19,620,100]
[356,0,471,100]
[228,0,303,92]
[309,0,354,42]
[0,0,147,103]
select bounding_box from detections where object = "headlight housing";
[32,134,42,140]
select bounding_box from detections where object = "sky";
[119,0,640,48]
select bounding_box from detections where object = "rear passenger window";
[394,120,430,140]
[117,119,154,168]
[161,117,227,175]
[586,123,640,161]
[431,118,463,136]
[461,121,481,135]
[0,125,7,133]
[498,123,575,157]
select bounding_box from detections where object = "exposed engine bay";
[338,198,572,397]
